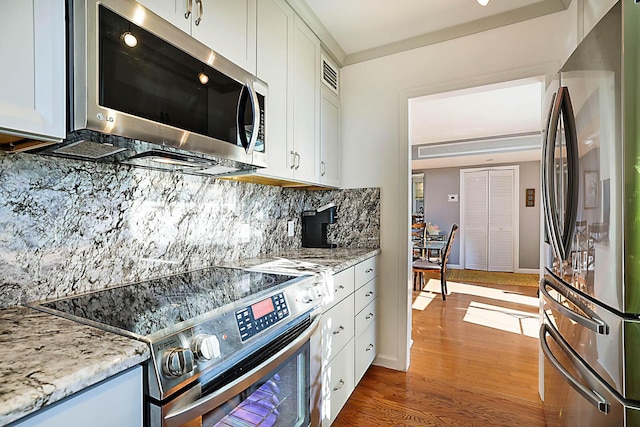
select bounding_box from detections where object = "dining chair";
[411,222,426,260]
[412,223,459,301]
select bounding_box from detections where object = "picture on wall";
[584,170,599,209]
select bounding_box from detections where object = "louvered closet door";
[488,169,514,272]
[464,171,488,270]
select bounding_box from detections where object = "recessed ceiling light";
[477,0,490,6]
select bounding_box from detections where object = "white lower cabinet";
[13,366,143,427]
[320,255,378,426]
[355,322,377,385]
[322,338,355,427]
[321,294,354,364]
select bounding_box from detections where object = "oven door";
[152,313,321,427]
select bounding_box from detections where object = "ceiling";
[300,0,568,169]
[302,0,571,65]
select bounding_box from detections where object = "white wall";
[339,10,577,371]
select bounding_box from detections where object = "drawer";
[323,267,355,310]
[355,323,376,385]
[354,276,377,315]
[321,294,354,366]
[355,298,377,338]
[322,339,355,427]
[355,256,378,289]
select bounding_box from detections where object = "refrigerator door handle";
[543,87,580,261]
[540,278,609,335]
[540,323,610,414]
[542,91,563,257]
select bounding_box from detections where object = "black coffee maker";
[302,203,337,248]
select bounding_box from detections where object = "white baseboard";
[517,268,540,275]
[449,265,539,275]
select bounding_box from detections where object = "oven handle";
[163,314,321,427]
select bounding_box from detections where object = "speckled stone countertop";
[0,306,150,427]
[227,247,381,274]
[0,247,379,427]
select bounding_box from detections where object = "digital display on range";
[236,292,289,341]
[251,298,275,319]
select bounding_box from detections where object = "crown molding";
[343,0,571,65]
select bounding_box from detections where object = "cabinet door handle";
[333,379,345,391]
[365,268,373,274]
[365,291,374,297]
[321,160,326,176]
[185,0,192,18]
[365,313,374,320]
[365,343,374,351]
[195,0,203,26]
[332,325,344,335]
[290,151,296,169]
[295,152,301,169]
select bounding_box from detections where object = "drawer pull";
[365,291,374,297]
[333,379,345,391]
[365,343,374,351]
[366,313,374,320]
[332,326,345,335]
[365,268,374,273]
[334,285,345,292]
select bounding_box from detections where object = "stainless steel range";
[30,266,325,427]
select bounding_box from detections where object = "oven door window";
[200,344,310,427]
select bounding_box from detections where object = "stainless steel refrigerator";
[540,1,640,425]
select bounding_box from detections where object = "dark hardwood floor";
[333,273,545,426]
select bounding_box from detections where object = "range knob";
[162,347,195,377]
[191,334,221,361]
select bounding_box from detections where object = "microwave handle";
[236,83,260,155]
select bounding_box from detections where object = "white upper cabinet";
[256,0,295,180]
[291,15,321,184]
[0,0,65,142]
[320,86,340,187]
[134,0,191,33]
[137,0,257,73]
[255,3,322,185]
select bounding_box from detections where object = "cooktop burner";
[39,266,301,337]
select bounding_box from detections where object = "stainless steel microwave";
[63,0,267,174]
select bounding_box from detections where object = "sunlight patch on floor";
[463,301,539,338]
[412,291,436,310]
[422,278,539,307]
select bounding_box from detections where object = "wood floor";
[333,274,545,426]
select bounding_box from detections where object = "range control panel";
[235,292,290,341]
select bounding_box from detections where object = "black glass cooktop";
[40,267,301,337]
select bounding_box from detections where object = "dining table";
[414,239,446,260]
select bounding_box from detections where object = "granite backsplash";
[0,153,379,308]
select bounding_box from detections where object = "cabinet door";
[355,323,376,385]
[323,267,354,310]
[0,0,65,141]
[320,87,340,187]
[255,0,294,180]
[192,0,257,73]
[135,0,191,33]
[292,16,320,183]
[321,294,354,366]
[13,366,143,427]
[322,339,354,427]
